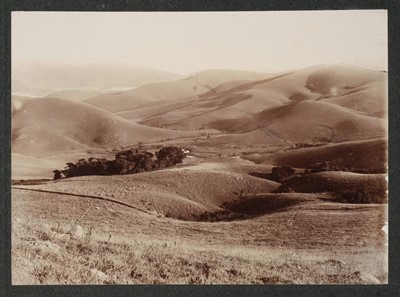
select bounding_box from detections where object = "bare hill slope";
[12,98,203,156]
[140,89,291,130]
[208,100,386,143]
[250,64,386,99]
[85,69,275,112]
[131,65,387,139]
[304,64,385,95]
[321,81,387,118]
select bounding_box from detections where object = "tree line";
[53,146,187,179]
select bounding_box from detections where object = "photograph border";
[1,1,399,296]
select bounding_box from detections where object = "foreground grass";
[12,219,387,285]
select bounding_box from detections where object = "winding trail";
[12,186,156,216]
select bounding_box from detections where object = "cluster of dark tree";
[266,163,386,184]
[53,146,187,179]
[305,161,386,174]
[249,166,297,184]
[336,189,388,204]
[270,166,297,183]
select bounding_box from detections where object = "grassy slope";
[14,162,280,220]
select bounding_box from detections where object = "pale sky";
[12,10,387,74]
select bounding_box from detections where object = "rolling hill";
[270,138,387,172]
[208,100,386,143]
[16,162,281,220]
[321,81,387,118]
[127,64,387,143]
[11,97,205,156]
[11,63,388,164]
[304,64,385,95]
[85,69,276,112]
[279,171,387,194]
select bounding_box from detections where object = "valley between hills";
[11,63,388,284]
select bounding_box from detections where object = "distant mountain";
[44,90,104,101]
[12,61,182,97]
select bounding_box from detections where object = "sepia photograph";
[10,10,388,285]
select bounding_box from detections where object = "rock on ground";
[352,271,381,284]
[34,240,61,254]
[90,269,109,282]
[68,225,84,239]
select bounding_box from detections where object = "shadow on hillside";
[248,172,272,180]
[12,179,52,186]
[196,194,310,222]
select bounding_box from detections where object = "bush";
[53,170,62,180]
[156,146,186,168]
[270,166,296,183]
[305,161,386,174]
[53,147,187,179]
[305,161,334,173]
